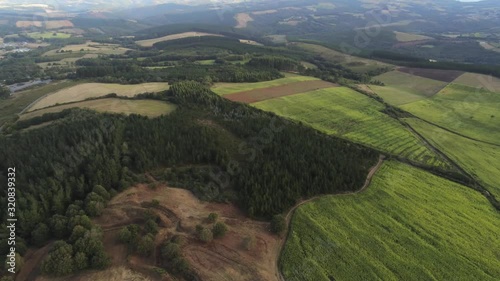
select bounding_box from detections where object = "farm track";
[274,155,385,281]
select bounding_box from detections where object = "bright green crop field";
[210,75,319,95]
[406,118,500,199]
[281,161,500,281]
[254,87,450,169]
[371,71,448,105]
[402,84,500,145]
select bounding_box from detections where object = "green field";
[0,80,80,127]
[281,161,500,281]
[27,32,71,39]
[20,98,176,120]
[371,71,448,105]
[211,75,319,95]
[253,87,450,168]
[402,84,500,145]
[406,118,500,199]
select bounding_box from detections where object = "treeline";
[133,24,253,41]
[74,58,283,83]
[247,56,304,72]
[371,50,500,78]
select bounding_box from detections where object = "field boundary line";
[275,154,385,281]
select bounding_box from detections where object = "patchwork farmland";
[401,83,500,145]
[224,80,336,103]
[370,70,448,105]
[281,161,500,281]
[253,87,451,169]
[28,82,170,111]
[406,118,500,199]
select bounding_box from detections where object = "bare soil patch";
[234,13,254,28]
[398,67,464,82]
[16,21,43,28]
[45,20,74,29]
[224,80,337,103]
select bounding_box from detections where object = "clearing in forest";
[28,82,170,111]
[234,13,254,28]
[135,32,224,47]
[43,41,130,56]
[224,80,337,103]
[21,98,176,120]
[370,70,448,105]
[402,83,500,145]
[253,87,451,169]
[211,75,319,96]
[281,161,500,281]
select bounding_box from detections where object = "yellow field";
[43,41,130,56]
[135,32,223,47]
[21,98,176,120]
[28,83,170,111]
[394,31,432,42]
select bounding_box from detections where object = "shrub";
[212,222,228,239]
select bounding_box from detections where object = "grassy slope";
[293,42,392,73]
[281,161,500,281]
[406,118,500,199]
[29,82,170,111]
[253,87,449,168]
[402,84,500,145]
[21,98,176,120]
[211,75,319,96]
[0,80,80,126]
[371,71,448,105]
[453,72,500,92]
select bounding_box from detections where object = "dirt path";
[273,155,385,281]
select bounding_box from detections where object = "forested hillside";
[0,82,378,276]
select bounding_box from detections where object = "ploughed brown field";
[224,80,338,103]
[397,67,464,82]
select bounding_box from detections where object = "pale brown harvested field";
[234,13,254,28]
[224,80,338,103]
[16,20,42,28]
[45,20,74,29]
[28,82,170,111]
[453,73,500,92]
[136,32,223,47]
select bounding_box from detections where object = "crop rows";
[254,87,450,169]
[280,161,500,281]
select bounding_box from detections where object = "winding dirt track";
[273,154,386,281]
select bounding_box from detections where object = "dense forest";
[0,82,377,277]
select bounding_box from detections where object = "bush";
[212,222,228,239]
[137,234,155,256]
[198,228,213,243]
[207,213,218,223]
[144,219,159,235]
